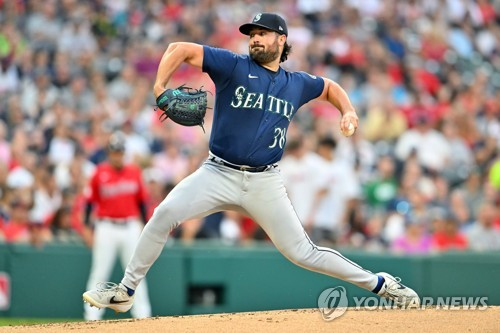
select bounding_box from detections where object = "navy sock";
[372,275,385,294]
[124,285,135,296]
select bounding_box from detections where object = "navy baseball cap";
[239,13,288,37]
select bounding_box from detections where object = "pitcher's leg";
[242,171,379,291]
[122,163,238,290]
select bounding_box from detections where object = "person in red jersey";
[82,131,151,321]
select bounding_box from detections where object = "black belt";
[209,156,276,173]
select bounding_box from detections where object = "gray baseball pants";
[122,155,378,292]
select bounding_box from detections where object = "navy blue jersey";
[202,45,324,166]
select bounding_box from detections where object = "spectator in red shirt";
[431,214,468,251]
[0,198,32,243]
[0,197,49,247]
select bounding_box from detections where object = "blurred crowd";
[0,0,498,254]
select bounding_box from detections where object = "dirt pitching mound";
[1,307,499,333]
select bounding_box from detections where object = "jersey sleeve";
[202,45,239,88]
[296,72,325,105]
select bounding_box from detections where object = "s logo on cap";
[253,13,262,22]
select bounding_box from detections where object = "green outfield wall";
[0,242,498,319]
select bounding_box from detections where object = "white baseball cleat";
[83,282,134,313]
[376,272,420,308]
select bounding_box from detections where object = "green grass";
[0,318,82,327]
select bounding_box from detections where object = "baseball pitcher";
[83,13,420,312]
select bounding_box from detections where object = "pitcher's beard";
[250,46,279,64]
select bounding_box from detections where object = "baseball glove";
[155,84,209,132]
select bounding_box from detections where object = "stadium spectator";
[360,213,389,252]
[457,169,487,221]
[363,98,408,144]
[30,164,61,225]
[0,197,50,246]
[467,202,500,252]
[306,137,361,246]
[391,216,432,255]
[394,113,451,174]
[278,136,325,224]
[363,154,399,214]
[448,189,474,227]
[49,204,82,244]
[431,214,468,252]
[439,120,476,186]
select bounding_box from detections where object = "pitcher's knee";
[280,245,315,268]
[148,204,181,233]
